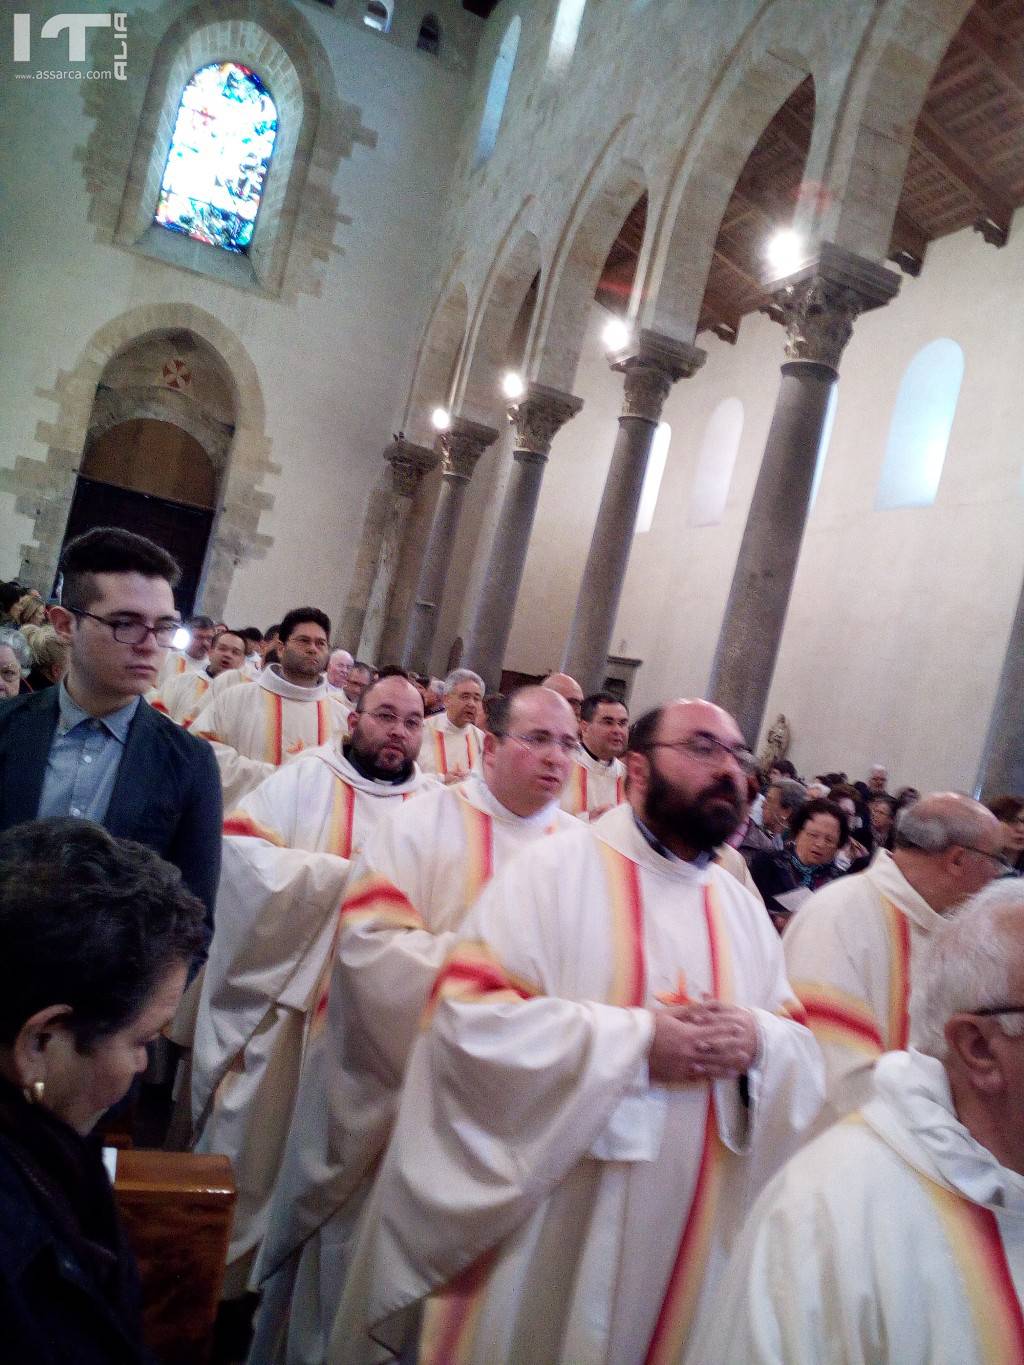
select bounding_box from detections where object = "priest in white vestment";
[191,673,431,1296]
[784,792,1005,1132]
[156,613,215,685]
[562,690,629,821]
[150,628,248,726]
[690,878,1024,1364]
[418,667,486,782]
[250,686,578,1364]
[191,608,349,807]
[332,700,824,1365]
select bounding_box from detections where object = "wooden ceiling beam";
[958,11,1024,104]
[913,112,1013,236]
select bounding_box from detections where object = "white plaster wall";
[0,0,478,631]
[503,225,1024,795]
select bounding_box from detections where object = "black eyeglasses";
[970,1005,1024,1017]
[69,609,180,646]
[647,734,758,775]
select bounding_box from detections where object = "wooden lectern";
[114,1150,236,1365]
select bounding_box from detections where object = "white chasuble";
[688,1048,1024,1364]
[150,665,247,727]
[331,802,823,1365]
[191,745,429,1295]
[783,849,946,1133]
[191,665,349,807]
[417,712,485,780]
[250,775,574,1364]
[156,647,207,687]
[561,747,626,821]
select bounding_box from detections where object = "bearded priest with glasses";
[331,698,824,1365]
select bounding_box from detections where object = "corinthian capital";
[382,437,438,497]
[612,329,706,422]
[439,416,499,481]
[508,383,583,459]
[767,242,901,372]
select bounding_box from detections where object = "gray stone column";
[975,574,1024,799]
[401,416,498,675]
[465,384,583,689]
[708,244,900,745]
[562,331,705,694]
[357,439,437,665]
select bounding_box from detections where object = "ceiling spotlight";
[431,406,451,432]
[502,371,525,400]
[172,626,191,651]
[602,317,631,353]
[765,228,805,276]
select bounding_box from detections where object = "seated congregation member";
[749,797,848,931]
[561,690,629,821]
[150,628,248,727]
[191,672,431,1298]
[155,613,215,687]
[758,774,806,847]
[828,781,871,870]
[0,818,206,1365]
[333,700,823,1365]
[869,789,899,850]
[0,626,30,699]
[191,607,349,807]
[688,878,1024,1365]
[251,685,578,1364]
[22,622,70,692]
[987,794,1024,874]
[417,667,486,783]
[728,772,776,867]
[0,528,221,929]
[784,792,1004,1134]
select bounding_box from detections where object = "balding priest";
[251,685,578,1363]
[332,699,823,1364]
[191,607,349,806]
[417,667,486,783]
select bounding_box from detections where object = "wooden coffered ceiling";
[596,0,1024,341]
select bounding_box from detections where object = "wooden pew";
[114,1150,236,1365]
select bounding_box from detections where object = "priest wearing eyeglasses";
[0,527,221,928]
[331,698,824,1365]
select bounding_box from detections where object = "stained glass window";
[155,62,278,254]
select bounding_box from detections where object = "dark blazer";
[0,688,221,926]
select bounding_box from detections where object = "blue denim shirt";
[36,683,140,822]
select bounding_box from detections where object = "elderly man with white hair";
[688,877,1024,1364]
[417,666,486,783]
[784,791,1005,1132]
[326,648,354,694]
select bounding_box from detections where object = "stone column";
[562,331,705,694]
[708,244,900,745]
[357,438,437,664]
[975,574,1024,799]
[401,416,498,675]
[464,384,583,689]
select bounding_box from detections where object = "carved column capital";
[612,329,706,422]
[439,416,499,481]
[507,382,583,460]
[765,242,901,371]
[382,438,438,498]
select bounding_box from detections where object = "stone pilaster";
[464,383,583,689]
[562,331,704,694]
[975,572,1024,799]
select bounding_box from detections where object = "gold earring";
[23,1079,44,1105]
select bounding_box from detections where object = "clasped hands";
[647,998,758,1085]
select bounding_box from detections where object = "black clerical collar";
[581,742,609,766]
[343,740,413,786]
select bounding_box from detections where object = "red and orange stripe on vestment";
[922,1179,1024,1363]
[222,811,286,846]
[598,842,646,1007]
[456,790,494,906]
[882,896,912,1049]
[326,778,356,858]
[264,691,284,765]
[791,982,884,1057]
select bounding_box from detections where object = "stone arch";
[401,282,471,444]
[79,0,375,300]
[0,304,276,618]
[531,122,647,393]
[453,222,543,425]
[809,0,974,258]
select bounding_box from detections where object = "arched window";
[474,16,521,169]
[635,422,671,534]
[876,339,964,509]
[547,0,586,76]
[417,13,441,54]
[364,0,394,33]
[155,62,277,254]
[687,398,744,527]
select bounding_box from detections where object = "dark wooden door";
[59,477,214,615]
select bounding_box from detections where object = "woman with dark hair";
[0,818,207,1364]
[868,791,899,852]
[986,794,1024,874]
[750,797,849,932]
